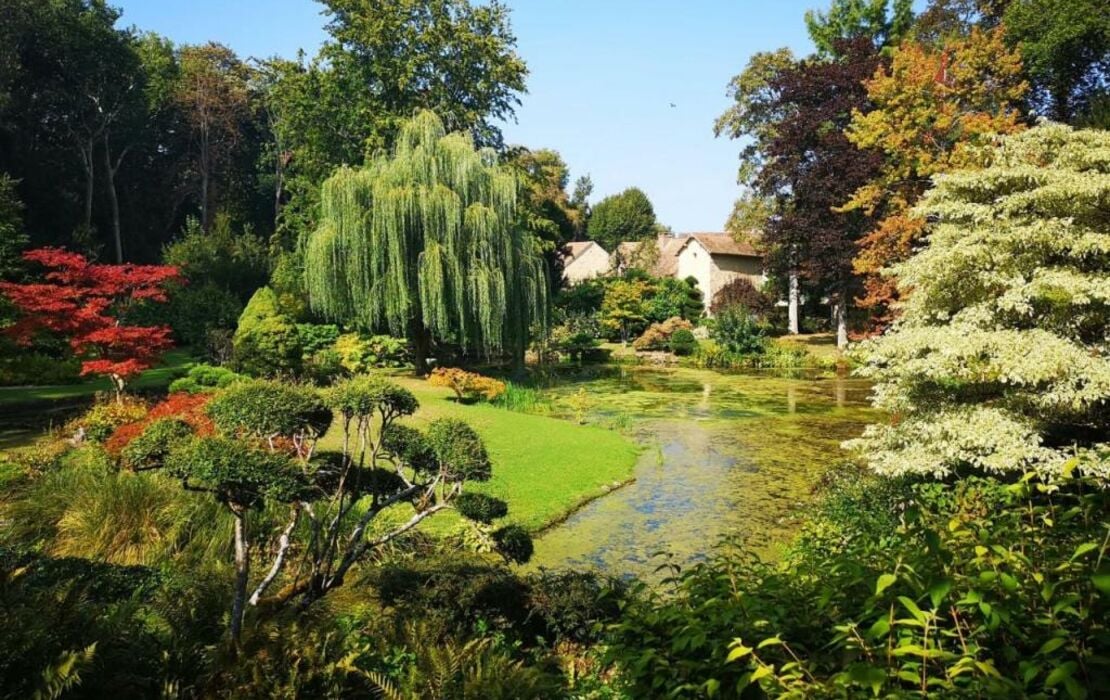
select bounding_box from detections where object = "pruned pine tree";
[304,110,547,372]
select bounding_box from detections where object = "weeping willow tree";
[304,111,548,372]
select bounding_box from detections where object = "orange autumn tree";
[843,26,1028,331]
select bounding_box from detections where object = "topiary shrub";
[167,363,246,394]
[427,367,506,403]
[120,418,194,472]
[425,418,492,482]
[205,380,332,445]
[491,524,533,564]
[231,287,303,377]
[454,492,509,524]
[668,328,698,356]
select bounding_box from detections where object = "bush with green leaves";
[710,305,768,355]
[205,380,332,444]
[296,323,341,355]
[165,282,243,349]
[526,570,626,644]
[167,363,246,394]
[668,328,698,356]
[554,278,606,316]
[231,287,303,377]
[0,351,81,386]
[645,276,704,323]
[120,418,193,472]
[547,313,603,362]
[848,124,1110,479]
[162,214,270,304]
[333,332,410,372]
[606,468,1110,697]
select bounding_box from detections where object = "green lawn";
[318,375,641,532]
[0,349,196,406]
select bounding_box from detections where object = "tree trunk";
[834,295,849,350]
[411,321,432,375]
[102,134,123,263]
[788,269,800,335]
[79,140,95,233]
[230,510,249,648]
[200,122,211,231]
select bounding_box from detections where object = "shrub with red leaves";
[0,248,182,394]
[106,392,215,456]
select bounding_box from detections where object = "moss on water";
[524,365,880,579]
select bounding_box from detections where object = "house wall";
[563,243,610,283]
[675,241,714,301]
[710,254,764,307]
[676,240,765,314]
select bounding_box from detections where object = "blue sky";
[114,1,832,231]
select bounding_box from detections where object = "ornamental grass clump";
[847,124,1110,479]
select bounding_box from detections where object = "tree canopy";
[586,188,657,251]
[304,111,548,371]
[849,124,1110,479]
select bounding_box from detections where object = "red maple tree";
[0,248,183,396]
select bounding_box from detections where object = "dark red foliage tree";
[755,38,884,345]
[710,277,773,318]
[0,248,183,395]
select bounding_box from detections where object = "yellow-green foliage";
[303,110,547,357]
[428,367,506,402]
[848,124,1110,479]
[70,397,149,443]
[232,287,303,376]
[633,317,693,351]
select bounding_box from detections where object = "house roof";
[677,232,760,257]
[561,240,604,265]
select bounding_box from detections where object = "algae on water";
[525,365,878,579]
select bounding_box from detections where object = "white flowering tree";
[848,124,1109,479]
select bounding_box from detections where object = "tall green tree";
[175,43,252,232]
[304,111,547,372]
[586,188,657,251]
[805,0,915,56]
[319,0,527,150]
[0,174,27,279]
[259,0,528,247]
[1002,0,1109,123]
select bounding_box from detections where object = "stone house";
[561,232,764,313]
[560,241,611,283]
[671,233,763,310]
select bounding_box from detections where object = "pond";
[522,365,878,579]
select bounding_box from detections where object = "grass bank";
[318,374,641,532]
[0,349,195,406]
